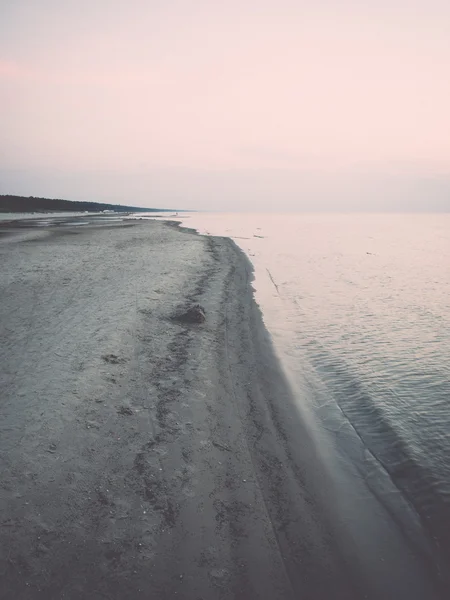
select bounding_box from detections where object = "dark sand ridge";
[0,218,444,599]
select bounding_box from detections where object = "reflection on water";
[167,212,450,573]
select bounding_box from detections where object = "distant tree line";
[0,195,169,213]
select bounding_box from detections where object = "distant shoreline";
[0,194,175,214]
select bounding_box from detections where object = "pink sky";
[1,1,449,209]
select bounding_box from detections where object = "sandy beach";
[0,218,443,599]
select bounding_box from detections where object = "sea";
[162,212,450,584]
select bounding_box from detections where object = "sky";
[1,0,449,211]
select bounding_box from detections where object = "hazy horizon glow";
[1,1,449,210]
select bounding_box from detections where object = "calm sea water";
[169,212,450,574]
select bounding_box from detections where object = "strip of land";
[0,218,443,599]
[0,193,170,213]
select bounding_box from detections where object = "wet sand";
[0,218,444,599]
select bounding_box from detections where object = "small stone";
[173,304,206,324]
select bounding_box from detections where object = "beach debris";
[212,440,231,453]
[117,406,133,416]
[173,304,206,324]
[253,234,265,238]
[266,268,280,294]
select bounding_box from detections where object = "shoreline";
[0,217,444,598]
[162,213,450,595]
